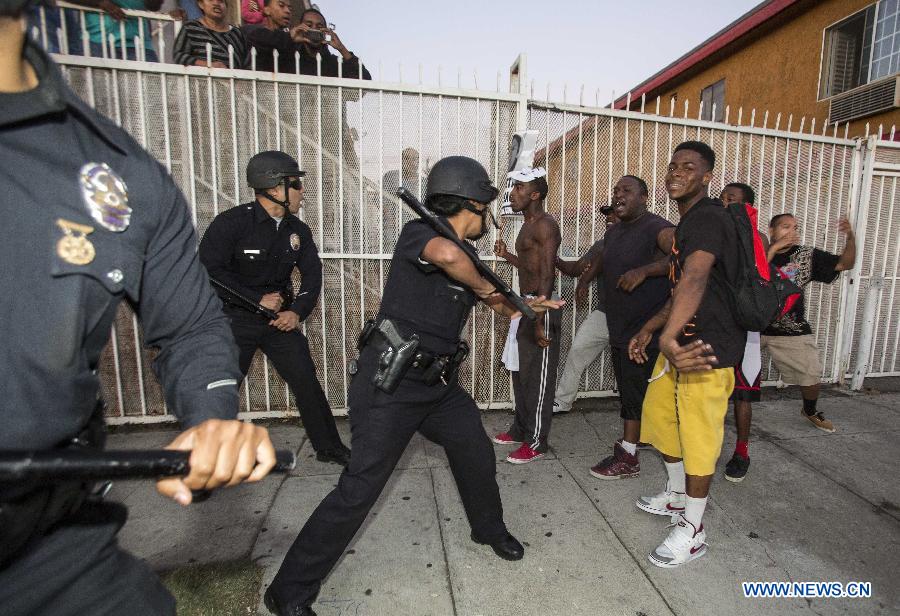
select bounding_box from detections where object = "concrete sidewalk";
[108,385,900,616]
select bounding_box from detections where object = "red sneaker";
[590,442,640,479]
[491,432,520,445]
[506,443,544,464]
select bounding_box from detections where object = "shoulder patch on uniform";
[80,162,131,232]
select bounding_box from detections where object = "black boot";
[263,587,317,616]
[471,531,525,561]
[316,443,351,466]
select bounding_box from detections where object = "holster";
[0,401,107,570]
[370,319,420,394]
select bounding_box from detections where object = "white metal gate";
[46,51,896,423]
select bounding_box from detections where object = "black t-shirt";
[377,219,477,354]
[671,198,744,368]
[602,213,673,348]
[763,245,840,336]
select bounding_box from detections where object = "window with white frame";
[820,2,900,98]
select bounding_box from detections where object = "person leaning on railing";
[84,0,161,61]
[173,0,248,68]
[242,3,370,78]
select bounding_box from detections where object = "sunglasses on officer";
[286,178,303,190]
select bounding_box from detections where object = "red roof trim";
[613,0,801,109]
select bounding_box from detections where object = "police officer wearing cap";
[0,5,276,614]
[199,151,350,466]
[263,156,564,616]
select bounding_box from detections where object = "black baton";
[0,449,296,482]
[209,277,281,322]
[395,187,537,320]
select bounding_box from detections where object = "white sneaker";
[635,488,685,517]
[648,515,707,568]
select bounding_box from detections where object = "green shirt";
[86,0,154,49]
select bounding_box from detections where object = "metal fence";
[43,46,898,423]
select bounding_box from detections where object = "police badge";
[290,233,301,251]
[80,162,132,232]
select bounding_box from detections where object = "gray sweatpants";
[554,309,610,413]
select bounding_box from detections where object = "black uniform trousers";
[226,306,342,452]
[0,502,175,616]
[267,345,507,607]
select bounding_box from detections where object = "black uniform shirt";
[0,40,241,450]
[199,201,322,321]
[378,220,476,355]
[670,198,744,368]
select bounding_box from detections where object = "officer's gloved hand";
[156,419,276,505]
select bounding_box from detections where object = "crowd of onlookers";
[27,0,370,78]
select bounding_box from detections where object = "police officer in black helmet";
[263,156,564,616]
[1,3,276,614]
[199,151,351,466]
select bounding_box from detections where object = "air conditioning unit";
[829,76,900,124]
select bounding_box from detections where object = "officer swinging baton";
[395,187,537,320]
[0,449,296,482]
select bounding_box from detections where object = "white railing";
[36,37,898,422]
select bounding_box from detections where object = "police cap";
[424,156,499,207]
[246,151,305,190]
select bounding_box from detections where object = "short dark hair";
[300,7,326,21]
[526,177,549,201]
[427,194,468,216]
[622,175,649,196]
[725,182,755,205]
[769,213,794,228]
[674,141,716,171]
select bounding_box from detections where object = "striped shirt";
[173,20,248,69]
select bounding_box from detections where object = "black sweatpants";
[610,346,659,421]
[267,345,507,608]
[0,502,175,616]
[226,306,343,452]
[509,309,561,453]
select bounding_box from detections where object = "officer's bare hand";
[260,292,284,312]
[270,310,300,331]
[523,295,565,315]
[660,336,717,372]
[617,266,647,293]
[156,419,276,506]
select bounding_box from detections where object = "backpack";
[720,202,801,332]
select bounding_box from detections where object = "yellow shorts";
[639,355,735,476]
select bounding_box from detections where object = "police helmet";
[246,151,304,190]
[424,156,499,207]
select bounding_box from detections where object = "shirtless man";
[491,167,563,463]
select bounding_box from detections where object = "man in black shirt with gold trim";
[0,3,276,613]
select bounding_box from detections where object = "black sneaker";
[724,453,750,483]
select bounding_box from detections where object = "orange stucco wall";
[639,0,900,139]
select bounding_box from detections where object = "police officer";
[0,4,276,614]
[263,156,564,616]
[199,151,350,465]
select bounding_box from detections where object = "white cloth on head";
[501,316,520,372]
[507,166,547,182]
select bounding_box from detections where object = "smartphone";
[305,30,331,44]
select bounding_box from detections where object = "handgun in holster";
[371,319,420,394]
